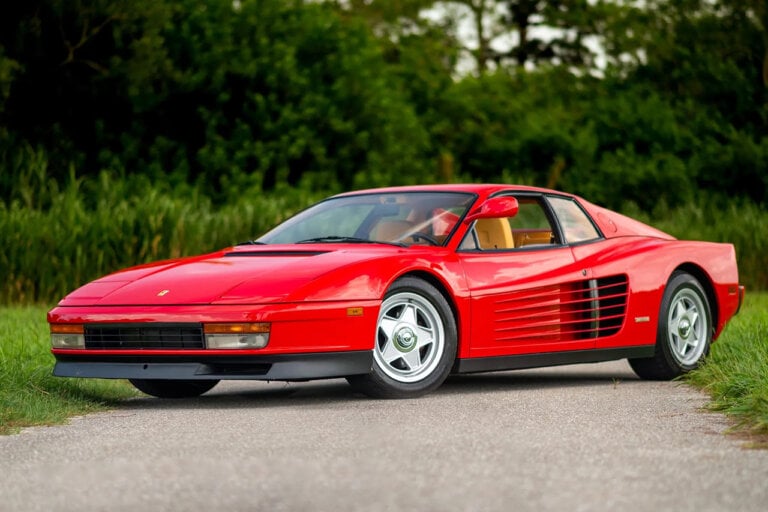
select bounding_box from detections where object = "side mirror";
[465,196,519,223]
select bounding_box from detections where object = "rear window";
[547,197,601,244]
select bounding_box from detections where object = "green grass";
[0,306,136,435]
[686,292,768,441]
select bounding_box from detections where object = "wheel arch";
[397,270,459,320]
[671,263,718,335]
[396,270,461,350]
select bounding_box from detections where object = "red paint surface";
[49,184,741,365]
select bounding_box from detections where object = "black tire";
[629,271,712,380]
[347,277,457,398]
[129,379,219,398]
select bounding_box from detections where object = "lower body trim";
[53,350,373,381]
[455,346,655,374]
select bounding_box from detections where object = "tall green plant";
[0,171,321,304]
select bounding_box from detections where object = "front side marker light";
[50,324,85,349]
[204,323,270,349]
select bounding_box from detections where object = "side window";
[547,197,601,244]
[509,197,558,248]
[463,196,559,250]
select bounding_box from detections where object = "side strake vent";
[493,275,629,342]
[576,275,630,338]
[85,323,204,349]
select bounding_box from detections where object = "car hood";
[59,245,410,306]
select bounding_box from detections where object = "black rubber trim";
[224,250,328,257]
[736,285,745,315]
[53,350,373,381]
[455,346,655,374]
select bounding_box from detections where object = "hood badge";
[157,289,170,297]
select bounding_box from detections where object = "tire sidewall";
[129,379,219,398]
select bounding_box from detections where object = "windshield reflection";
[259,192,475,247]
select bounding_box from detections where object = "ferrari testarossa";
[49,184,744,398]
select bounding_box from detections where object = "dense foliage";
[0,0,766,301]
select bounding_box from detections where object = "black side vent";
[594,274,629,336]
[563,275,630,340]
[85,323,205,349]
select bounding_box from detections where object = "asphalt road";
[2,360,767,512]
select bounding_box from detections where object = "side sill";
[455,346,655,374]
[53,350,373,381]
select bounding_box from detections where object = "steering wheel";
[409,232,440,246]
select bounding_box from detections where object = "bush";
[2,165,765,306]
[0,169,321,304]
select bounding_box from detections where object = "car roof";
[335,184,576,199]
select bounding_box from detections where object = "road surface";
[1,360,767,512]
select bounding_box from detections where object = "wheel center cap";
[679,318,691,339]
[394,327,417,352]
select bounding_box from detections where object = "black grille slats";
[492,274,630,342]
[574,274,629,338]
[85,323,204,349]
[594,274,629,336]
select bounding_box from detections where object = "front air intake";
[84,323,205,349]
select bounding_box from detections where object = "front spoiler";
[53,350,373,381]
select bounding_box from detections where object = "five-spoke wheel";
[629,271,712,380]
[665,286,708,366]
[348,277,457,398]
[375,291,445,383]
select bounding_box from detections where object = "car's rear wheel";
[129,379,219,398]
[629,271,712,380]
[348,277,457,398]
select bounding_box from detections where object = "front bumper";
[53,350,373,381]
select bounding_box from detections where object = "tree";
[501,0,604,68]
[621,0,768,203]
[0,0,434,199]
[422,0,607,73]
[0,0,175,183]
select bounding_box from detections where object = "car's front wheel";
[348,277,457,398]
[129,379,219,398]
[629,271,712,380]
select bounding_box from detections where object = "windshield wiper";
[297,236,405,247]
[236,240,267,246]
[297,236,373,244]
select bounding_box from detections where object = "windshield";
[259,192,475,247]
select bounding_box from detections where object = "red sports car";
[49,184,744,398]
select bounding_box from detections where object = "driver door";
[458,195,596,358]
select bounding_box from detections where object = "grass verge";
[0,306,135,435]
[686,292,768,444]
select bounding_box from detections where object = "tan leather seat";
[514,230,553,247]
[371,220,416,242]
[475,218,514,250]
